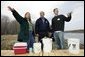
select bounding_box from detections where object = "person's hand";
[67,11,72,17]
[8,6,13,11]
[35,36,38,42]
[48,32,52,37]
[35,34,39,42]
[36,34,39,37]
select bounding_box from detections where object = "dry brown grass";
[1,35,84,56]
[1,35,84,50]
[1,35,18,50]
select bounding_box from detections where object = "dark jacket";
[12,9,29,42]
[35,17,50,34]
[52,14,71,32]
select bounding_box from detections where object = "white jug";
[42,37,52,52]
[67,38,80,54]
[33,42,41,53]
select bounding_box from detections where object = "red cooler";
[13,42,27,54]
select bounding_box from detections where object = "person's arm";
[63,12,72,22]
[35,19,39,34]
[51,18,54,32]
[47,19,51,32]
[8,6,24,24]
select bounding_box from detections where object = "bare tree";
[1,15,20,35]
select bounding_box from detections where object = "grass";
[1,35,84,50]
[1,35,18,50]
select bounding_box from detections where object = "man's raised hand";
[67,11,72,17]
[8,6,14,11]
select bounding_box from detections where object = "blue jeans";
[27,31,35,50]
[53,31,64,49]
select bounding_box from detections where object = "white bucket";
[68,38,80,54]
[33,42,41,53]
[42,38,52,52]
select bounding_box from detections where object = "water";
[64,33,84,45]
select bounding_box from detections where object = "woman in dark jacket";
[8,6,35,50]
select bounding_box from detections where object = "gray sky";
[1,1,84,31]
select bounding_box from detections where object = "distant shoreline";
[64,30,84,33]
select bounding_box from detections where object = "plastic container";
[42,38,52,52]
[68,38,80,54]
[13,42,27,54]
[33,42,41,53]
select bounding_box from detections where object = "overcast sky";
[1,1,84,31]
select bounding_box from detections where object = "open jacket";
[12,9,29,42]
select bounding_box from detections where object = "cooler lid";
[14,42,27,47]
